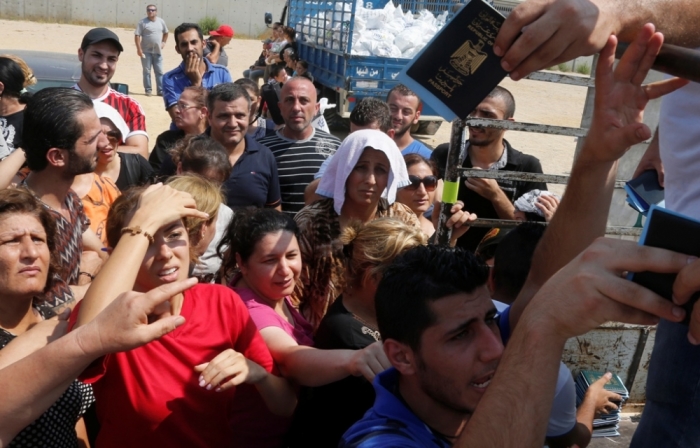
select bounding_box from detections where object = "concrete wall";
[0,0,287,37]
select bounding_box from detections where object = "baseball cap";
[209,25,234,38]
[81,28,124,52]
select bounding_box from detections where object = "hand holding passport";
[630,206,700,326]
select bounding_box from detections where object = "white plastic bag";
[312,98,336,133]
[394,28,423,52]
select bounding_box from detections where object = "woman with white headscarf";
[293,130,418,329]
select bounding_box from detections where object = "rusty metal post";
[435,119,467,246]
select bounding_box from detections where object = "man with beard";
[386,85,433,159]
[75,28,149,159]
[258,77,341,215]
[431,87,546,252]
[206,83,281,209]
[21,88,108,312]
[162,23,231,124]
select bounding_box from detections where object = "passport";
[398,0,509,121]
[629,205,700,325]
[625,170,665,215]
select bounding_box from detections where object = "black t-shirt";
[117,152,155,191]
[431,139,547,252]
[287,297,380,447]
[0,109,24,155]
[149,129,185,174]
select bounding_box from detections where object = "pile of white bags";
[296,0,448,59]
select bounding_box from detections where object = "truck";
[284,0,522,134]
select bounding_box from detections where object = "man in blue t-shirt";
[162,23,231,123]
[386,84,433,159]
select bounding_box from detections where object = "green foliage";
[575,62,591,75]
[198,16,220,36]
[557,62,570,72]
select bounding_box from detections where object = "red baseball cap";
[210,25,234,38]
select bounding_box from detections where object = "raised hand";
[130,184,210,236]
[77,278,197,356]
[184,52,203,86]
[583,24,688,164]
[522,238,689,340]
[494,0,621,80]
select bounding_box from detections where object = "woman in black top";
[288,217,427,447]
[0,188,94,447]
[0,56,33,157]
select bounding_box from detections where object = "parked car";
[0,49,129,94]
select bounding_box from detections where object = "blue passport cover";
[398,0,509,121]
[630,205,700,325]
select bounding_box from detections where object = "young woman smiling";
[219,207,393,446]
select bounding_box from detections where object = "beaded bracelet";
[121,226,155,244]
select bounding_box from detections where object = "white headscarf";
[316,129,410,215]
[93,101,130,144]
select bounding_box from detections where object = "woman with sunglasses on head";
[150,86,209,175]
[396,153,474,246]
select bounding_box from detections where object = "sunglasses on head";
[147,8,156,11]
[404,175,438,191]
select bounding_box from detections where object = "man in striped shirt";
[75,28,149,159]
[258,77,341,216]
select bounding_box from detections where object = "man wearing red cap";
[203,25,234,68]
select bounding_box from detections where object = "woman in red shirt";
[72,184,296,448]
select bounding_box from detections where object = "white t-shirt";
[546,362,577,437]
[660,77,700,219]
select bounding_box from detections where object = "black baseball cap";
[81,28,124,52]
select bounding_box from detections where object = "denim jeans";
[141,52,164,94]
[243,69,265,84]
[630,319,700,447]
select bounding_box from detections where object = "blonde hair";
[165,174,222,248]
[340,217,427,289]
[0,54,36,87]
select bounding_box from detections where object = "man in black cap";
[74,28,149,158]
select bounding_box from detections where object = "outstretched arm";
[454,239,689,447]
[495,0,700,80]
[0,279,194,445]
[509,25,688,328]
[260,326,391,386]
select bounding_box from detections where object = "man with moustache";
[21,88,108,311]
[386,84,433,159]
[162,23,231,123]
[206,83,281,209]
[258,77,341,216]
[74,28,149,158]
[431,86,546,252]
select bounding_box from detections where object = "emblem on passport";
[399,0,509,121]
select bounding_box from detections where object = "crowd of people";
[1,0,700,447]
